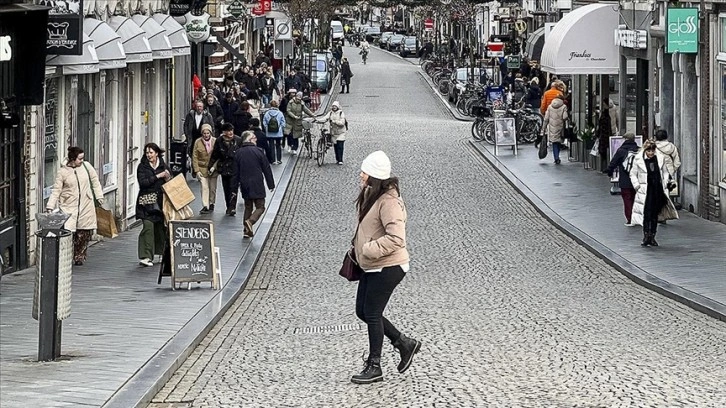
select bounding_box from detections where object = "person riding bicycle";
[359,39,370,62]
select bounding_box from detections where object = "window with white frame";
[101,71,118,189]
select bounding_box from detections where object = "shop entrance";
[0,125,26,274]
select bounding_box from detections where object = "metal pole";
[38,233,62,361]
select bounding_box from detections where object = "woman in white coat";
[46,146,104,265]
[317,101,347,165]
[629,140,679,247]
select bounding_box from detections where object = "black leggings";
[355,266,405,359]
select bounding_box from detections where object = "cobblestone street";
[150,48,726,407]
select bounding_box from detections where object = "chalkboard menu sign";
[168,220,219,289]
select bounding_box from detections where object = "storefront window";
[721,66,726,182]
[43,78,59,205]
[76,74,97,166]
[721,17,726,54]
[101,71,117,189]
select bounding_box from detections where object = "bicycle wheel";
[306,133,313,158]
[482,119,495,145]
[471,119,483,141]
[456,97,469,116]
[439,80,449,95]
[316,138,326,166]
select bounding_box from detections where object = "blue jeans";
[261,94,271,107]
[334,140,345,162]
[287,134,299,151]
[552,142,561,161]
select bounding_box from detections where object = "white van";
[330,20,344,45]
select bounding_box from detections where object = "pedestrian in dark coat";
[183,100,215,153]
[205,94,224,131]
[221,92,239,125]
[606,133,640,226]
[232,100,253,136]
[231,131,275,238]
[284,70,301,93]
[525,78,542,109]
[209,123,242,215]
[135,143,171,267]
[341,58,353,94]
[250,117,273,164]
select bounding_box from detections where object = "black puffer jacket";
[136,156,168,222]
[209,135,242,177]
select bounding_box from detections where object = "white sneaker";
[624,222,635,227]
[139,258,153,267]
[337,161,343,165]
[292,150,298,155]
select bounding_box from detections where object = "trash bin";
[32,211,72,361]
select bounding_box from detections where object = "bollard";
[33,212,72,362]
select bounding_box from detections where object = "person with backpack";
[605,133,640,226]
[262,99,286,164]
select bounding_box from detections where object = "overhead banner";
[666,8,698,54]
[37,0,83,55]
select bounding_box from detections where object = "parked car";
[378,32,394,47]
[399,36,418,57]
[302,51,334,93]
[330,20,344,45]
[447,68,483,102]
[387,34,405,51]
[364,26,381,42]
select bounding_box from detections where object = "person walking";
[341,57,353,94]
[539,80,563,115]
[350,151,420,385]
[317,101,347,164]
[136,143,171,267]
[263,100,287,164]
[184,100,215,155]
[629,140,679,247]
[250,117,273,164]
[231,131,275,238]
[205,93,225,132]
[525,77,542,109]
[192,124,218,214]
[260,72,279,108]
[541,96,568,164]
[46,146,104,266]
[605,133,640,226]
[284,91,315,154]
[209,123,242,216]
[654,129,681,181]
[232,100,253,136]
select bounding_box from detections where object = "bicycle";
[313,123,333,166]
[360,49,368,64]
[302,119,314,159]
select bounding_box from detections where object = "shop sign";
[228,0,245,18]
[487,42,505,58]
[616,29,647,49]
[507,55,521,69]
[666,8,698,54]
[183,12,211,44]
[497,7,511,18]
[169,0,193,17]
[38,0,83,56]
[0,36,11,62]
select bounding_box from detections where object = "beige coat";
[46,163,104,231]
[543,98,568,143]
[353,189,410,270]
[655,140,681,177]
[319,109,347,142]
[192,136,216,177]
[629,151,679,226]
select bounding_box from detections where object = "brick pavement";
[148,46,726,407]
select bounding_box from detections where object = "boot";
[641,232,651,247]
[351,356,383,384]
[649,232,659,247]
[392,334,422,373]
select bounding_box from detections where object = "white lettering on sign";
[669,16,698,36]
[174,227,211,240]
[0,36,11,62]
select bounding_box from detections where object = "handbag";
[339,247,363,281]
[563,120,576,141]
[538,135,548,159]
[83,163,118,238]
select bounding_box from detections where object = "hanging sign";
[38,0,84,56]
[424,18,434,31]
[666,8,698,54]
[0,36,11,62]
[487,42,505,57]
[169,0,193,17]
[228,0,245,18]
[183,12,211,43]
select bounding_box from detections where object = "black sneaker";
[200,207,210,214]
[351,357,383,385]
[209,204,215,212]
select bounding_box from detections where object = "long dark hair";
[355,176,400,222]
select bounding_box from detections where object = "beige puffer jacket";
[543,98,568,143]
[353,189,409,271]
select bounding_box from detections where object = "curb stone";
[466,140,726,323]
[102,78,341,408]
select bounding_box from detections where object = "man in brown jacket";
[192,124,218,214]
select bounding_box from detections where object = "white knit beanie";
[361,151,391,180]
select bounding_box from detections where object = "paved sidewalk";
[470,140,726,321]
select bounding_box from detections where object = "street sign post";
[424,18,434,31]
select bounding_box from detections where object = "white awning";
[525,27,545,62]
[152,13,191,56]
[83,18,126,70]
[540,4,619,75]
[131,15,173,60]
[46,33,100,75]
[107,16,153,63]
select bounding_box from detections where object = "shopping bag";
[589,139,599,157]
[162,193,194,225]
[538,137,548,159]
[161,174,195,210]
[95,207,118,238]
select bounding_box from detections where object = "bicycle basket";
[302,120,314,130]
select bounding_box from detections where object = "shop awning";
[525,27,545,62]
[46,33,100,75]
[83,18,126,69]
[131,15,173,60]
[540,4,618,75]
[107,16,153,63]
[152,13,191,56]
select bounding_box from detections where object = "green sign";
[666,8,699,53]
[228,0,245,18]
[507,55,521,69]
